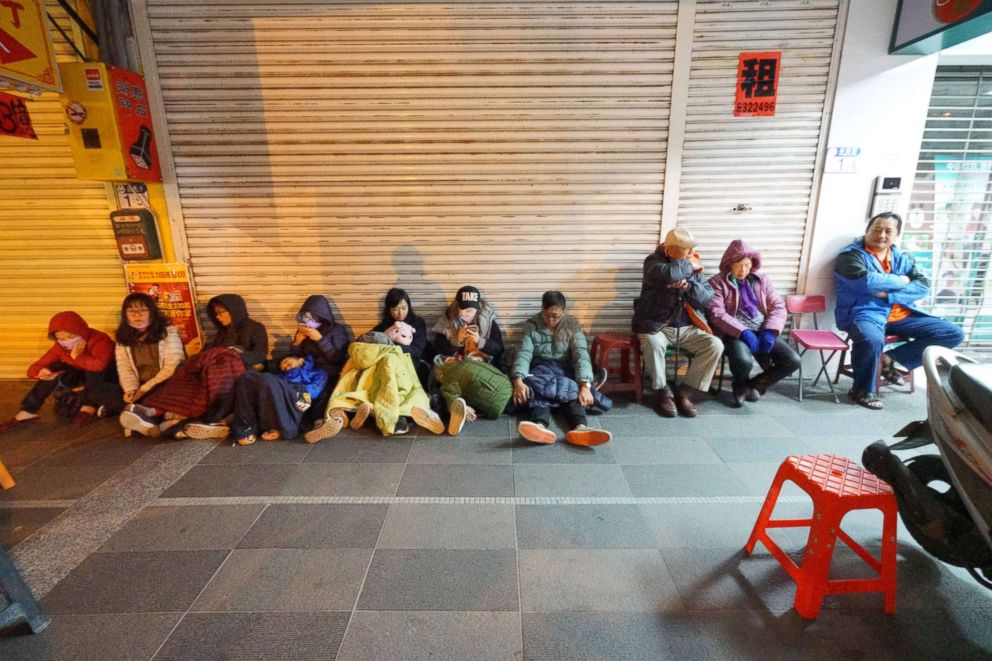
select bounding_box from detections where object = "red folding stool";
[745,454,898,618]
[590,332,643,403]
[785,295,850,403]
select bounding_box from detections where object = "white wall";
[804,0,939,325]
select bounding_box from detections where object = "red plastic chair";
[591,332,643,404]
[785,295,849,403]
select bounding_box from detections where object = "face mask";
[58,336,83,350]
[458,308,477,324]
[130,319,150,331]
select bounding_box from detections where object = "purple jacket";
[706,240,787,339]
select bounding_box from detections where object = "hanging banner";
[0,91,37,139]
[0,0,61,93]
[124,263,203,355]
[734,51,781,118]
[108,67,161,181]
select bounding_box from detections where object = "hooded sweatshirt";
[295,295,349,374]
[27,311,115,378]
[706,240,787,339]
[206,293,269,368]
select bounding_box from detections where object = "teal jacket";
[512,313,594,385]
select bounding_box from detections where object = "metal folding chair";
[785,295,849,403]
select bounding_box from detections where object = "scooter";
[861,346,992,590]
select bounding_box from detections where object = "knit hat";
[456,286,482,310]
[663,226,698,249]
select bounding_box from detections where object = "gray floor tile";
[397,465,514,497]
[725,462,809,499]
[34,437,161,467]
[610,437,721,465]
[303,435,413,463]
[154,612,350,661]
[519,549,683,612]
[0,465,121,500]
[1,440,73,471]
[41,550,227,614]
[377,504,515,549]
[199,441,312,465]
[602,414,793,438]
[514,464,633,497]
[804,434,893,458]
[238,504,388,549]
[99,505,265,552]
[0,507,64,549]
[622,464,750,497]
[640,502,773,549]
[516,505,656,549]
[522,612,707,661]
[510,438,616,464]
[850,607,992,660]
[358,549,518,611]
[447,416,514,438]
[772,413,911,438]
[409,436,514,464]
[280,463,404,496]
[192,548,372,612]
[0,613,180,661]
[160,464,297,498]
[337,611,522,661]
[705,436,817,463]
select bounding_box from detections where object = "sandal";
[880,360,905,386]
[849,388,884,411]
[236,434,257,446]
[260,430,281,442]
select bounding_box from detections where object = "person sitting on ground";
[292,294,350,428]
[708,239,801,407]
[632,226,723,418]
[432,285,504,365]
[834,211,964,410]
[512,290,612,446]
[204,294,269,371]
[0,311,122,432]
[372,287,433,384]
[430,358,514,436]
[115,293,185,436]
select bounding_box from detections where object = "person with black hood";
[432,285,505,365]
[205,294,269,370]
[292,294,350,377]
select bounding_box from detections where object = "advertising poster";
[124,263,202,354]
[734,51,781,117]
[108,67,162,181]
[0,91,37,139]
[0,0,61,93]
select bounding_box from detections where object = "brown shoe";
[655,387,677,418]
[674,386,698,418]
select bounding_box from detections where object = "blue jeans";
[847,314,964,394]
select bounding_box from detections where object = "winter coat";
[707,240,787,339]
[27,311,115,378]
[524,359,613,411]
[282,355,330,401]
[295,295,349,375]
[632,246,715,334]
[434,359,513,419]
[834,239,931,331]
[115,325,185,396]
[432,298,505,363]
[326,342,430,436]
[205,293,269,368]
[512,313,594,385]
[373,312,430,361]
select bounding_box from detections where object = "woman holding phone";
[431,285,505,365]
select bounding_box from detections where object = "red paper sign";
[934,0,983,24]
[0,91,37,139]
[734,51,781,117]
[108,67,161,181]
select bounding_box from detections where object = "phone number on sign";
[735,101,775,114]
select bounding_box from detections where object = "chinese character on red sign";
[0,90,37,139]
[734,51,781,117]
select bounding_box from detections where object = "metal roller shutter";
[139,0,678,348]
[0,2,124,378]
[675,0,842,293]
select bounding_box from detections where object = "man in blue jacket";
[834,212,963,410]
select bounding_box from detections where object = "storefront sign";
[108,67,161,180]
[0,0,61,93]
[734,51,780,117]
[0,91,36,139]
[125,263,203,354]
[892,0,992,54]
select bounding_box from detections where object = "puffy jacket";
[834,239,930,331]
[282,355,329,400]
[707,240,787,339]
[632,246,714,334]
[295,295,349,374]
[524,359,613,411]
[434,359,513,419]
[27,311,115,378]
[206,293,269,368]
[116,325,185,396]
[513,312,593,385]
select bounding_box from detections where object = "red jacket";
[26,311,115,378]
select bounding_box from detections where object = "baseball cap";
[663,226,698,249]
[456,285,482,310]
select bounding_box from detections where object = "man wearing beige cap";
[631,226,723,417]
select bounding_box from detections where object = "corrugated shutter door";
[677,0,840,293]
[0,2,124,378]
[143,1,677,347]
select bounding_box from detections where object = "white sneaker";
[518,421,557,444]
[184,422,231,440]
[304,415,345,444]
[411,406,444,435]
[119,409,160,437]
[448,398,467,436]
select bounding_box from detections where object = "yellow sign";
[0,0,61,94]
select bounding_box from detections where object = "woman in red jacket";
[0,311,123,431]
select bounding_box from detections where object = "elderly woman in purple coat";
[707,240,801,407]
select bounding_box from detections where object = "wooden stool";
[590,332,643,404]
[745,454,898,618]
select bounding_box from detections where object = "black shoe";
[393,417,410,435]
[730,384,746,408]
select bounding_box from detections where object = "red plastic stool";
[745,454,898,618]
[590,332,643,404]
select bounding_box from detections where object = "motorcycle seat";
[949,363,992,433]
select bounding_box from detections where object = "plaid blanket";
[142,346,245,418]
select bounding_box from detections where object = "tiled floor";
[0,379,991,660]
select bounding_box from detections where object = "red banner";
[734,51,781,118]
[108,67,161,181]
[0,91,37,139]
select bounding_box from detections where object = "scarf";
[737,276,760,319]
